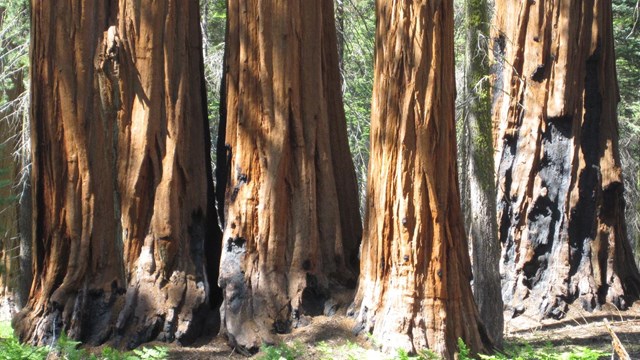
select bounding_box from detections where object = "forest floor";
[166,302,640,359]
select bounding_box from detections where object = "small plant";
[0,322,168,360]
[416,348,440,360]
[57,331,92,360]
[258,341,304,360]
[458,338,471,360]
[477,341,609,360]
[316,340,364,360]
[131,346,169,360]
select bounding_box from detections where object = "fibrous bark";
[492,0,640,319]
[218,0,362,353]
[14,0,220,348]
[351,0,491,358]
[459,0,504,345]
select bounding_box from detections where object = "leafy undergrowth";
[256,338,610,360]
[0,318,621,360]
[0,321,168,360]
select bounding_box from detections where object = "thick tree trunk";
[14,0,220,348]
[351,0,491,358]
[459,0,504,345]
[218,0,362,353]
[492,0,640,320]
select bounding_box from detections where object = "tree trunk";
[351,0,491,358]
[14,0,220,348]
[492,0,640,320]
[0,85,21,315]
[459,0,504,345]
[217,0,362,353]
[0,4,29,314]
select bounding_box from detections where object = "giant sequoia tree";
[14,0,219,347]
[492,0,640,319]
[217,0,362,353]
[351,0,491,358]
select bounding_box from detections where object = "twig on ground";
[604,319,631,360]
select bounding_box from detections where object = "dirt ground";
[164,303,640,359]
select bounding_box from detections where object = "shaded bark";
[0,82,22,314]
[459,0,504,345]
[351,0,491,358]
[217,0,362,353]
[14,0,220,348]
[492,0,640,320]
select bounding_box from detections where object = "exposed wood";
[14,0,220,348]
[351,0,491,358]
[492,0,640,320]
[217,0,362,353]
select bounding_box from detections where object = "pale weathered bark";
[351,0,491,358]
[459,0,504,345]
[217,0,362,353]
[492,0,640,319]
[14,0,220,348]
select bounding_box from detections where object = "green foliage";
[201,0,226,169]
[0,323,168,360]
[389,340,610,360]
[339,0,375,214]
[613,0,640,262]
[316,340,362,360]
[477,342,608,360]
[0,337,49,360]
[258,342,304,360]
[0,0,30,104]
[393,348,439,360]
[458,338,472,359]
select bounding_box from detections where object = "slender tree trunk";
[14,0,220,348]
[459,0,504,345]
[217,0,362,353]
[492,0,640,319]
[0,4,28,313]
[0,81,21,314]
[335,0,345,73]
[351,0,491,358]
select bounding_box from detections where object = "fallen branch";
[604,319,630,360]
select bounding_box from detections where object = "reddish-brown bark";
[492,0,640,319]
[351,0,491,358]
[217,0,362,353]
[14,0,220,348]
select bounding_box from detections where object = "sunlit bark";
[492,0,640,319]
[217,0,362,353]
[352,0,491,358]
[14,0,220,347]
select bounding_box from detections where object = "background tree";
[492,0,640,319]
[613,0,640,266]
[14,0,220,348]
[0,0,30,312]
[339,0,375,215]
[217,0,362,353]
[351,0,491,358]
[458,0,503,345]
